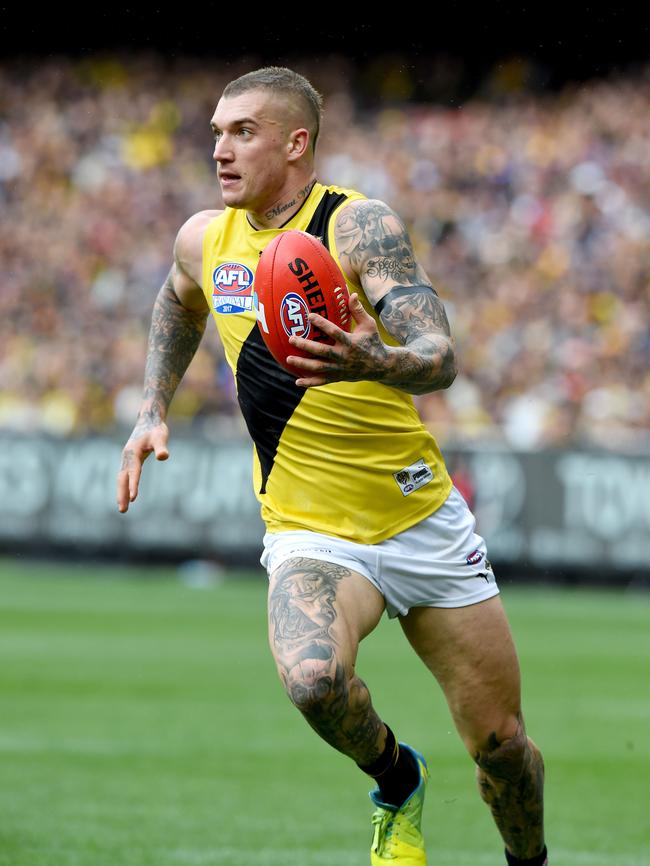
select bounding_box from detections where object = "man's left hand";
[287,293,391,387]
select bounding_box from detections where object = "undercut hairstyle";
[222,66,323,154]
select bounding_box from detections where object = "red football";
[254,229,351,375]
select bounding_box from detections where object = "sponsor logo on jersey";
[281,292,311,338]
[466,548,484,566]
[393,458,434,496]
[212,261,254,314]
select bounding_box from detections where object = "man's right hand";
[117,421,170,513]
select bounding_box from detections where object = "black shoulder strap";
[304,190,349,251]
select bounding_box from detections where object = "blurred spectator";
[1,53,649,452]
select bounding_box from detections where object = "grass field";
[0,557,648,866]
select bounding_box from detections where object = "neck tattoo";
[264,180,316,221]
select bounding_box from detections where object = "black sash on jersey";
[235,190,349,494]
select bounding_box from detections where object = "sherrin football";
[254,229,351,375]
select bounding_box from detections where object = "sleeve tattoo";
[334,200,458,395]
[138,268,208,426]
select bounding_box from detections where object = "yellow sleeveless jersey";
[201,181,452,543]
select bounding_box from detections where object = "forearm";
[379,335,457,395]
[138,271,208,424]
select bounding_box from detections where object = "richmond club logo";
[281,292,311,338]
[393,459,434,496]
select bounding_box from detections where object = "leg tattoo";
[474,714,545,859]
[268,558,385,764]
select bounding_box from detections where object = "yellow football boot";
[369,743,429,865]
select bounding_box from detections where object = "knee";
[278,641,349,717]
[472,716,531,783]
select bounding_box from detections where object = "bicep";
[170,260,209,314]
[334,199,452,345]
[171,211,216,314]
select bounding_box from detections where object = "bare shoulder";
[172,209,223,310]
[174,209,223,281]
[333,197,403,241]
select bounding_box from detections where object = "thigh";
[399,595,522,750]
[376,485,499,618]
[268,556,386,680]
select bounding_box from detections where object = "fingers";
[311,311,348,339]
[288,306,354,356]
[286,293,381,388]
[117,447,143,513]
[348,292,374,325]
[116,470,130,513]
[295,374,329,388]
[286,350,339,388]
[286,354,335,377]
[310,294,376,337]
[116,427,169,512]
[288,331,337,357]
[152,432,169,461]
[290,295,375,356]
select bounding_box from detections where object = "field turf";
[0,557,648,866]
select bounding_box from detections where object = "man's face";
[210,90,294,212]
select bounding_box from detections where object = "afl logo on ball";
[212,262,254,314]
[281,292,311,338]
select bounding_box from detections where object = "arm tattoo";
[335,200,425,284]
[378,287,451,342]
[138,268,208,427]
[381,336,457,395]
[335,200,457,394]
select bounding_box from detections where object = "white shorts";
[260,485,499,618]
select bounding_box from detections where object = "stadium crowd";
[2,54,649,451]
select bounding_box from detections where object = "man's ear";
[287,128,310,161]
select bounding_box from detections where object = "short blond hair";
[222,66,323,153]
